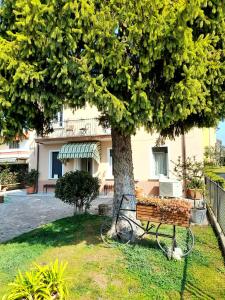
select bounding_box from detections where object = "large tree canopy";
[0,0,225,139]
[1,0,225,232]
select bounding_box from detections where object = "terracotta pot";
[187,189,203,200]
[135,187,144,198]
[26,185,35,194]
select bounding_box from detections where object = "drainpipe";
[181,131,187,197]
[36,143,40,193]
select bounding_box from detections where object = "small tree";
[55,171,100,214]
[204,145,222,166]
[172,156,205,190]
[173,156,204,180]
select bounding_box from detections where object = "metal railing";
[40,118,111,139]
[205,177,225,235]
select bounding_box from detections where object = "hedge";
[204,170,225,189]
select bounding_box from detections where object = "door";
[80,158,93,175]
[51,152,62,178]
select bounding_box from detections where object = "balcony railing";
[41,118,111,139]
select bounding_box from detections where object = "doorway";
[80,158,93,175]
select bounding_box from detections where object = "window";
[50,151,62,179]
[107,148,113,178]
[8,141,19,149]
[152,147,168,177]
[52,111,63,127]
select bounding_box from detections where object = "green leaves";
[3,260,68,300]
[0,0,224,138]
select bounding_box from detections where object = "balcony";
[37,118,111,141]
[0,149,30,164]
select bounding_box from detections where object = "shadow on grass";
[4,214,104,248]
[180,253,189,300]
[135,236,159,250]
[4,214,162,253]
[180,254,215,300]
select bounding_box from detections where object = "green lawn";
[0,214,225,299]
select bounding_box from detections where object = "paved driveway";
[0,191,113,243]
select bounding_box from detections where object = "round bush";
[55,171,100,213]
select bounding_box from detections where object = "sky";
[217,121,225,145]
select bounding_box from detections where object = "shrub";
[204,170,225,189]
[3,260,68,300]
[25,169,39,187]
[0,166,18,185]
[55,171,100,213]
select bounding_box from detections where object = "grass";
[0,214,225,299]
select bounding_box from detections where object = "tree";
[204,140,225,166]
[0,0,225,232]
[55,171,100,214]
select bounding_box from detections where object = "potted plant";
[190,199,207,224]
[172,156,205,199]
[25,169,39,194]
[186,178,207,224]
[186,178,204,200]
[172,157,207,224]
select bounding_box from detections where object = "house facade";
[0,132,35,168]
[30,105,216,195]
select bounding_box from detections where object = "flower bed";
[136,197,192,227]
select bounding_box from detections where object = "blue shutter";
[52,152,62,178]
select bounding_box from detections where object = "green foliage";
[0,164,29,185]
[186,178,205,190]
[204,169,225,188]
[24,169,39,187]
[55,171,100,212]
[204,145,224,167]
[0,0,225,139]
[173,156,205,191]
[173,156,204,179]
[0,166,18,185]
[3,260,68,300]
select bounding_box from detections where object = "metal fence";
[205,177,225,235]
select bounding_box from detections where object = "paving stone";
[0,192,113,243]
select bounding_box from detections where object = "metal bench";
[43,184,56,193]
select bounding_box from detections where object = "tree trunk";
[112,128,135,210]
[110,128,141,237]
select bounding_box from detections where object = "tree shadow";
[180,253,189,300]
[180,254,215,300]
[3,214,161,254]
[134,236,159,250]
[3,214,104,248]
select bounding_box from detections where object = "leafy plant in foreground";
[3,260,68,300]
